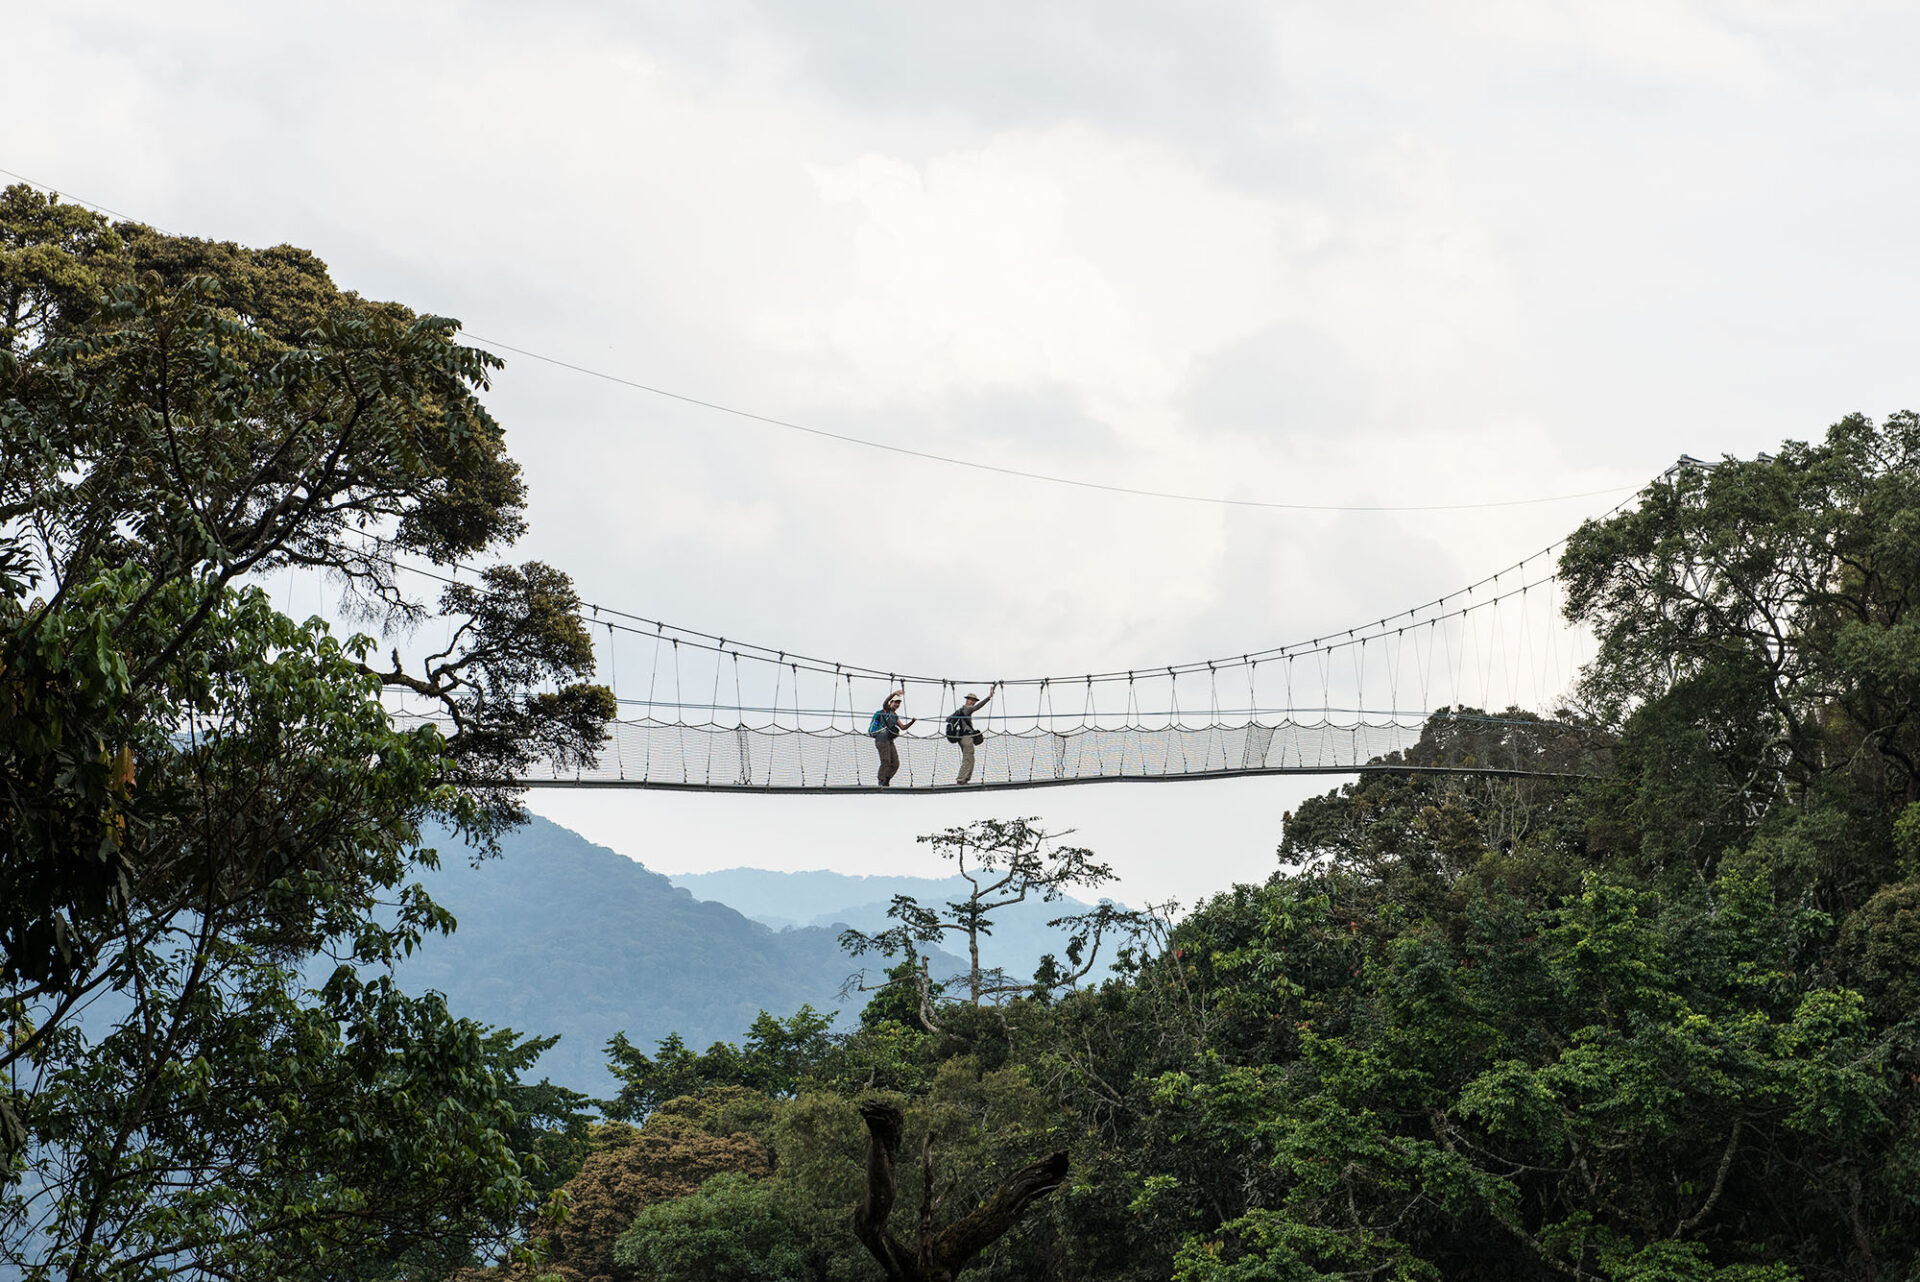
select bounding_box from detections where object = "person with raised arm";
[943,684,999,785]
[867,690,915,786]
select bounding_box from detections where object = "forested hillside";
[391,819,863,1097]
[670,869,1021,930]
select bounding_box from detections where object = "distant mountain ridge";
[668,868,987,930]
[384,822,1123,1100]
[669,867,1121,989]
[392,817,857,1098]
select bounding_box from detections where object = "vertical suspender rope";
[1491,596,1509,712]
[1246,658,1262,769]
[940,677,953,784]
[1042,678,1057,781]
[1545,574,1565,707]
[645,624,663,782]
[1355,636,1370,765]
[1514,561,1535,713]
[772,655,788,788]
[607,617,625,781]
[1388,631,1402,722]
[1125,674,1138,775]
[1517,584,1535,714]
[790,663,803,787]
[1319,648,1334,768]
[1422,618,1436,719]
[705,643,724,784]
[1169,666,1187,775]
[671,638,685,783]
[733,650,749,789]
[1207,661,1222,772]
[1462,585,1479,709]
[1475,592,1490,709]
[1283,654,1296,767]
[1352,637,1366,723]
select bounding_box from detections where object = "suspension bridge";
[377,532,1606,794]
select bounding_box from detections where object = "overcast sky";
[11,1,1919,905]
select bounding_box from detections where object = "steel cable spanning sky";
[0,164,1640,518]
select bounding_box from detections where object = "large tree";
[1,185,613,1278]
[838,819,1146,1031]
[1560,413,1920,892]
[1160,421,1920,1281]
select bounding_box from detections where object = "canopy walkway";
[383,537,1599,792]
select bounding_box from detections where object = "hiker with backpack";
[868,690,915,786]
[944,685,999,785]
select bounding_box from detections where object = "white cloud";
[1466,0,1779,91]
[759,126,1288,417]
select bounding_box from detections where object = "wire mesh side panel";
[399,716,1430,787]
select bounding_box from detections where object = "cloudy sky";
[11,1,1919,904]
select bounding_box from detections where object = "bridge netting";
[375,536,1594,791]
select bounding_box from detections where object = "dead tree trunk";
[854,1099,1069,1282]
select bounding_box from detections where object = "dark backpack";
[944,711,967,744]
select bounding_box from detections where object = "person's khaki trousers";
[955,735,977,785]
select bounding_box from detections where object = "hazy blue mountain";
[668,868,1121,990]
[392,817,862,1099]
[379,821,1120,1100]
[667,869,988,929]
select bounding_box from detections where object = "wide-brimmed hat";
[963,692,981,702]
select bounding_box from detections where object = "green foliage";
[484,1028,599,1199]
[612,1173,811,1281]
[547,1115,772,1282]
[0,571,545,1279]
[604,1006,836,1122]
[1,187,614,1277]
[839,818,1150,1024]
[1894,802,1920,878]
[1562,415,1920,888]
[420,419,1920,1282]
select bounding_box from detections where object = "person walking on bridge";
[868,690,914,786]
[945,685,998,785]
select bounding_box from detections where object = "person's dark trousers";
[875,735,901,785]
